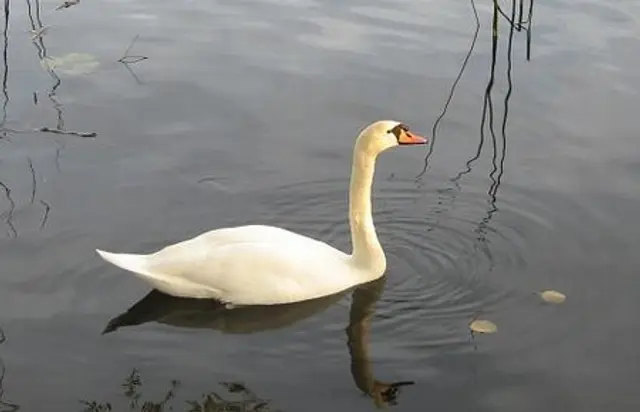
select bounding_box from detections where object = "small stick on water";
[118,34,148,64]
[122,35,139,59]
[56,0,80,11]
[1,126,96,138]
[27,157,36,204]
[37,127,96,138]
[39,200,51,230]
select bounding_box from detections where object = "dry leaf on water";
[540,290,566,304]
[469,319,497,334]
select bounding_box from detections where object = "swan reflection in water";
[104,277,414,408]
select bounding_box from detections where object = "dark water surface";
[1,0,639,410]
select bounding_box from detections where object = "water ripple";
[251,173,608,345]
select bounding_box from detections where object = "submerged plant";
[80,369,280,412]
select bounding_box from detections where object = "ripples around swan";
[248,172,608,348]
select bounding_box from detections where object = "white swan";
[96,120,427,305]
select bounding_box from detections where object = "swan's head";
[356,120,428,156]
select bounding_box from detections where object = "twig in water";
[54,143,62,172]
[39,200,50,230]
[118,35,147,84]
[120,55,147,65]
[122,60,143,85]
[29,25,49,40]
[0,180,16,238]
[0,327,19,411]
[27,157,36,204]
[0,126,96,138]
[118,34,148,64]
[37,127,96,138]
[55,0,80,11]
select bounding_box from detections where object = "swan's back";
[99,225,356,305]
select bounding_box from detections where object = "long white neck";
[348,144,386,275]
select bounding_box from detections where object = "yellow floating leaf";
[469,319,497,334]
[540,290,566,304]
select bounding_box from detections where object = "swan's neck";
[348,147,386,274]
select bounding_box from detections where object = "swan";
[96,120,427,305]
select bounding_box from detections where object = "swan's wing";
[144,225,353,305]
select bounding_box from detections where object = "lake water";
[0,0,639,410]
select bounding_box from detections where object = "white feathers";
[95,121,426,305]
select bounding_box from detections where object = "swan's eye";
[388,124,409,141]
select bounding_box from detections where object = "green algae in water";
[41,53,100,75]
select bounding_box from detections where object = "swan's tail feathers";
[96,249,151,276]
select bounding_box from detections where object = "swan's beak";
[398,130,428,145]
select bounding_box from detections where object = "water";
[0,0,639,410]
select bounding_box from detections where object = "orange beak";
[398,130,428,145]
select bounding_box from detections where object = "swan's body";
[98,225,353,304]
[96,120,427,305]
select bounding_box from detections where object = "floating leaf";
[540,290,566,304]
[41,52,100,75]
[469,319,497,334]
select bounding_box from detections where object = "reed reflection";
[104,278,412,408]
[0,0,83,237]
[418,0,534,248]
[0,0,14,238]
[0,327,18,412]
[27,0,64,131]
[1,0,9,138]
[421,0,533,177]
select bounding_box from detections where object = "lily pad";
[41,52,100,75]
[540,290,566,304]
[469,319,497,334]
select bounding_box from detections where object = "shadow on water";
[417,0,535,246]
[99,278,413,410]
